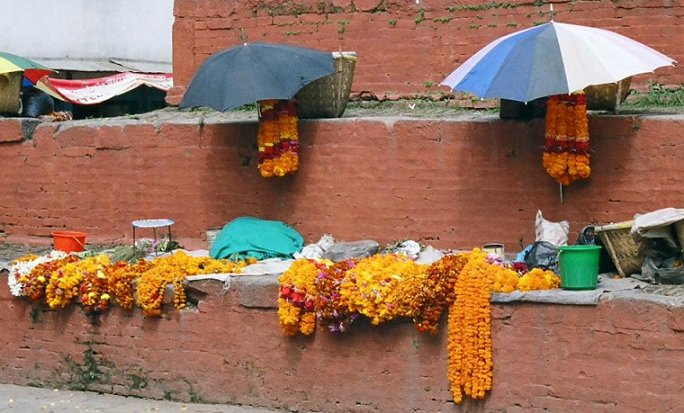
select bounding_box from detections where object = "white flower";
[7,251,68,297]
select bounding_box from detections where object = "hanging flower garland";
[542,92,591,185]
[412,254,468,335]
[257,99,300,178]
[447,249,495,403]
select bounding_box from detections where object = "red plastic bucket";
[52,231,86,253]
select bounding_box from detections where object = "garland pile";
[276,250,560,404]
[8,251,255,317]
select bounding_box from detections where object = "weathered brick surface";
[1,114,684,251]
[167,0,684,105]
[0,119,23,143]
[0,277,681,412]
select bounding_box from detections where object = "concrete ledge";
[185,271,684,309]
[0,272,682,412]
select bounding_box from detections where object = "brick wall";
[168,0,684,105]
[0,276,681,412]
[1,114,683,251]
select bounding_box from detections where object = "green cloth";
[209,217,304,261]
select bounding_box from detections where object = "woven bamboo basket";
[0,72,21,114]
[295,51,357,119]
[594,220,644,277]
[584,77,631,111]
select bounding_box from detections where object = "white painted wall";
[0,0,173,69]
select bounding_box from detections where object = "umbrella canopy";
[0,52,53,84]
[440,21,676,103]
[180,42,335,112]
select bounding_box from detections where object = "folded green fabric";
[209,217,304,261]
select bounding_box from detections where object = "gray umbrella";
[179,42,335,112]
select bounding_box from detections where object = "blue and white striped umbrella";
[440,21,676,103]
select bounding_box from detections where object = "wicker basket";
[584,77,631,111]
[594,220,644,277]
[0,72,21,114]
[295,51,357,119]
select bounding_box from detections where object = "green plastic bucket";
[558,245,602,290]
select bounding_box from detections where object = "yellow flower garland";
[80,268,112,314]
[492,265,520,293]
[135,252,253,317]
[543,93,591,185]
[46,255,111,309]
[106,260,151,310]
[340,254,428,326]
[517,268,560,291]
[21,255,79,301]
[447,249,494,403]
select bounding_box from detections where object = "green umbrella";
[0,51,53,83]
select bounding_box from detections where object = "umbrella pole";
[559,183,564,204]
[614,80,623,115]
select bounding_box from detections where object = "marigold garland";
[517,267,561,291]
[447,249,494,403]
[412,254,467,335]
[9,250,253,317]
[9,251,69,297]
[135,252,253,317]
[492,266,520,293]
[257,99,300,178]
[80,268,112,314]
[22,254,80,302]
[278,258,329,335]
[543,93,591,185]
[46,255,111,309]
[340,254,428,326]
[105,260,152,310]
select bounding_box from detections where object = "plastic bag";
[524,241,559,273]
[576,225,596,245]
[638,238,683,284]
[535,210,569,246]
[21,87,54,118]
